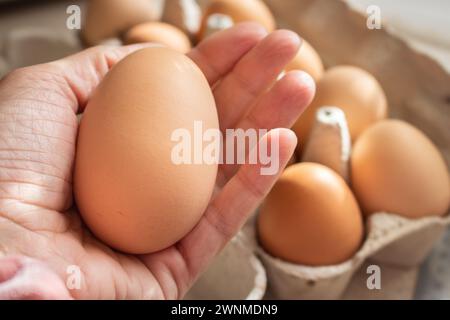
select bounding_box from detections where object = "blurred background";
[1,0,449,72]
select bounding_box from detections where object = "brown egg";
[74,47,218,254]
[286,40,324,82]
[198,0,276,40]
[123,22,192,53]
[292,66,387,145]
[82,0,159,46]
[161,0,202,38]
[258,163,364,266]
[351,120,450,218]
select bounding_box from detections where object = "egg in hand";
[74,47,219,254]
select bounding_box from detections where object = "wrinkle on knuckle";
[237,168,266,200]
[1,66,77,113]
[204,203,234,241]
[174,241,194,286]
[89,47,111,79]
[231,71,260,98]
[245,111,266,131]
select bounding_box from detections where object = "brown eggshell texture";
[82,0,159,46]
[293,65,387,145]
[351,120,450,218]
[123,22,192,53]
[74,47,219,254]
[258,163,364,266]
[198,0,276,40]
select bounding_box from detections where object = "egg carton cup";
[184,231,267,300]
[0,27,122,78]
[241,212,450,300]
[3,27,82,70]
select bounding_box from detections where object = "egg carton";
[248,0,450,300]
[188,0,450,300]
[184,232,267,300]
[244,213,450,299]
[184,213,449,300]
[0,27,82,78]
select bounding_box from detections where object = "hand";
[0,255,72,300]
[0,23,314,299]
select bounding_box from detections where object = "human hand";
[0,23,314,299]
[0,255,72,300]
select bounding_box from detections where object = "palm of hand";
[0,24,314,299]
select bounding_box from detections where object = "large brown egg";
[292,66,387,145]
[74,47,219,254]
[123,22,192,53]
[351,120,450,218]
[198,0,276,40]
[257,163,364,266]
[286,40,324,83]
[82,0,159,46]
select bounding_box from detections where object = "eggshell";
[286,40,324,82]
[123,22,192,53]
[162,0,202,38]
[198,0,276,40]
[82,0,159,46]
[74,47,219,254]
[257,163,364,266]
[293,66,387,144]
[351,119,450,218]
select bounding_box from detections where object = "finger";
[177,129,297,282]
[57,22,267,114]
[218,71,315,185]
[0,256,72,300]
[0,256,20,283]
[52,43,161,113]
[241,71,315,131]
[214,30,301,131]
[188,22,268,85]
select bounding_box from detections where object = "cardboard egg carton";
[187,211,434,300]
[0,27,82,77]
[252,0,450,299]
[185,232,267,300]
[188,211,449,300]
[240,213,450,299]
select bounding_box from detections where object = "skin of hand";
[0,23,315,300]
